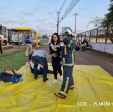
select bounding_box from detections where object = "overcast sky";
[0,0,110,35]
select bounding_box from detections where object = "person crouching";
[31,49,49,82]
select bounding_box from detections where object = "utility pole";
[49,12,59,34]
[75,13,78,34]
[57,12,60,34]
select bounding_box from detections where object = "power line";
[59,0,66,13]
[60,0,80,22]
[64,0,79,16]
[56,0,67,33]
[49,0,66,23]
[49,0,80,33]
[63,0,75,15]
[60,0,79,21]
[48,12,57,22]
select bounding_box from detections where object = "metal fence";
[76,27,112,44]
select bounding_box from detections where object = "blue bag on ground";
[0,70,23,84]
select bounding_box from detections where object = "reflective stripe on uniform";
[59,91,67,96]
[64,45,66,55]
[63,49,75,66]
[63,63,74,66]
[64,77,69,93]
[68,40,72,47]
[63,58,65,64]
[72,50,75,65]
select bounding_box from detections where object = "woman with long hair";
[49,33,62,84]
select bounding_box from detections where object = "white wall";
[91,43,113,54]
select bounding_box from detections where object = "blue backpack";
[0,70,23,84]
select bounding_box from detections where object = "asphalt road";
[75,51,113,76]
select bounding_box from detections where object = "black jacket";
[49,43,61,58]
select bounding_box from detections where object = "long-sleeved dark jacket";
[49,43,61,58]
[61,37,75,66]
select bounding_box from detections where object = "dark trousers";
[75,46,80,51]
[60,66,74,96]
[52,57,62,79]
[30,65,53,74]
[31,56,48,79]
[0,45,3,54]
[30,65,45,74]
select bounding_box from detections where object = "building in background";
[0,25,9,45]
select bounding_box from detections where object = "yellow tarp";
[0,65,113,112]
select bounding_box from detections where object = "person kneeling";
[31,50,49,82]
[29,61,53,75]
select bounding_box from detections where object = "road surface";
[75,51,113,76]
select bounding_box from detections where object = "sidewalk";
[0,45,26,56]
[0,45,48,56]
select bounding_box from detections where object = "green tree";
[88,16,103,28]
[42,34,48,39]
[102,0,113,43]
[88,0,113,43]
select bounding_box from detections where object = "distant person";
[81,38,89,51]
[25,33,32,56]
[31,49,49,81]
[49,33,62,84]
[0,37,3,54]
[75,39,81,51]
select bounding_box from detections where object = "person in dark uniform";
[49,33,62,84]
[54,31,75,99]
[0,37,3,54]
